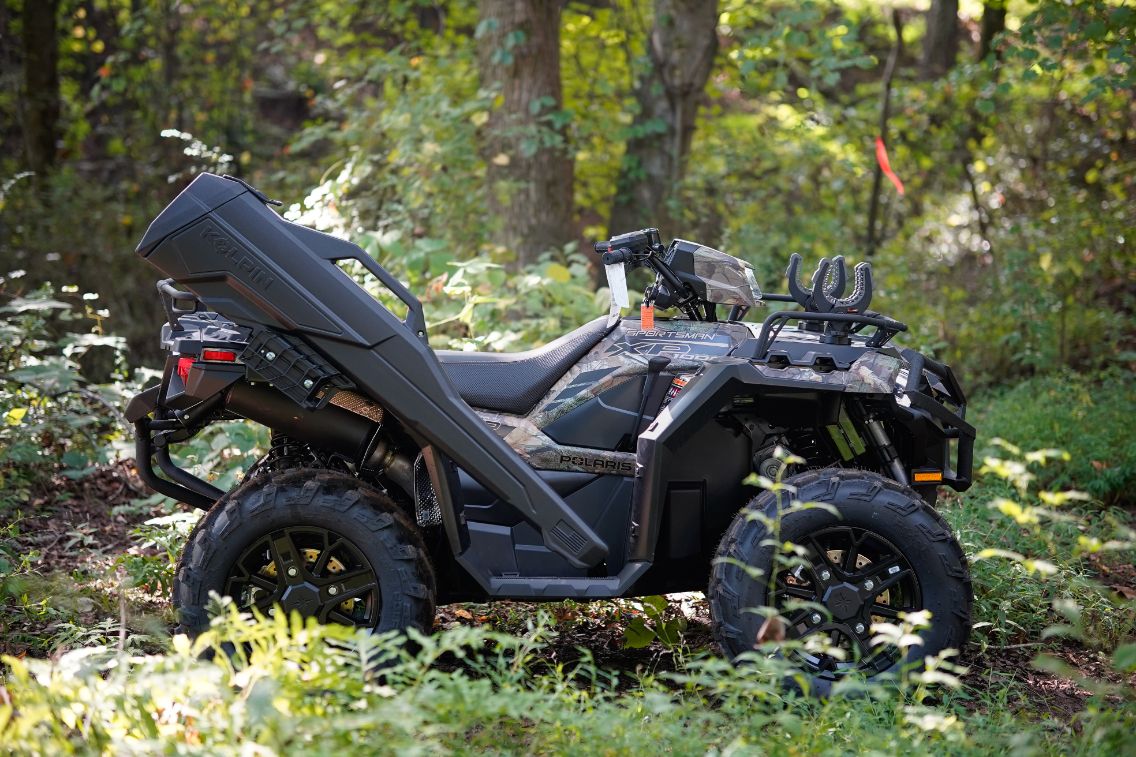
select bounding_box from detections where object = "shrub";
[973,368,1136,505]
[0,277,133,507]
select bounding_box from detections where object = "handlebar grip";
[601,248,634,265]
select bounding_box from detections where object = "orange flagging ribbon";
[875,136,905,196]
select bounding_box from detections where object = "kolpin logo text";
[200,225,275,292]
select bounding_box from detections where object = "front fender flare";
[627,358,857,563]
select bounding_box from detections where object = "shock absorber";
[864,416,908,485]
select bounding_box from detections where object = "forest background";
[0,0,1134,753]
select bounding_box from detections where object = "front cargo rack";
[734,309,908,362]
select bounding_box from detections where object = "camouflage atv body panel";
[474,318,902,476]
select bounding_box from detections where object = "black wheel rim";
[224,526,382,628]
[771,525,921,679]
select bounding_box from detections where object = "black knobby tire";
[709,469,971,693]
[174,469,435,635]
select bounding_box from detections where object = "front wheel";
[708,469,971,695]
[174,470,435,636]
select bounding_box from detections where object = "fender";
[629,351,974,562]
[630,359,780,562]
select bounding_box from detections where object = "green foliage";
[0,516,46,633]
[169,420,270,493]
[1,601,1131,754]
[287,43,493,257]
[0,278,132,503]
[935,376,1136,655]
[675,0,1135,387]
[335,239,608,351]
[621,594,687,650]
[117,511,202,594]
[974,368,1136,505]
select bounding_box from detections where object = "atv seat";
[436,316,614,416]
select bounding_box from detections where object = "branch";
[865,9,904,258]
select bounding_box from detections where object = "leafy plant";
[117,511,202,594]
[0,279,134,505]
[960,440,1136,652]
[622,595,687,650]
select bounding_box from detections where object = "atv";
[127,173,975,691]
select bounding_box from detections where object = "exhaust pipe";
[224,381,416,495]
[225,381,377,459]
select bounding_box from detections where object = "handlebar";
[594,228,705,320]
[593,228,664,260]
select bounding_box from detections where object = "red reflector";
[201,349,238,362]
[176,356,194,382]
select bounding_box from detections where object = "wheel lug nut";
[287,567,297,577]
[328,586,339,596]
[810,613,822,625]
[819,570,831,581]
[854,623,866,634]
[863,579,875,591]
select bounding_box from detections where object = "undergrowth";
[2,439,1133,755]
[1,602,1131,756]
[971,368,1136,506]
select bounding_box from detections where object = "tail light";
[176,349,240,382]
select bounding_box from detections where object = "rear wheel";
[709,469,971,694]
[174,470,434,636]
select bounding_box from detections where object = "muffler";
[224,381,415,495]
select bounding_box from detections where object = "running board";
[135,173,608,569]
[484,561,650,599]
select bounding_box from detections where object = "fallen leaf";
[756,614,785,643]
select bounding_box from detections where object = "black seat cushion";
[436,316,614,415]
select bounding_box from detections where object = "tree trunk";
[921,0,959,79]
[477,0,575,267]
[20,0,60,175]
[978,0,1007,62]
[608,0,718,239]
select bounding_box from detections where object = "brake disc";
[259,547,355,611]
